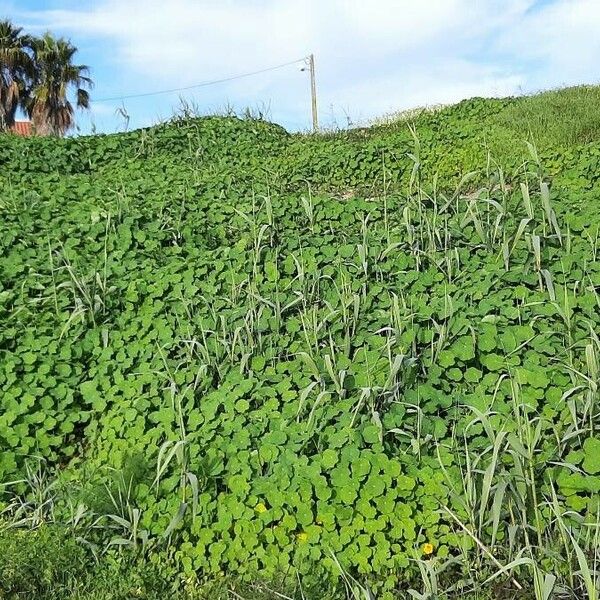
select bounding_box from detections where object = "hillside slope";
[1,86,600,599]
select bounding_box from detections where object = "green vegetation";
[1,86,600,599]
[0,19,91,135]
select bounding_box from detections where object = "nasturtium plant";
[321,449,339,469]
[1,92,599,595]
[582,438,600,475]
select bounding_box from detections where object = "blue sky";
[2,0,599,134]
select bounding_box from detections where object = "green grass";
[1,86,600,599]
[370,84,600,152]
[495,85,600,149]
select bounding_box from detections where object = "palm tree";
[0,20,34,131]
[26,33,92,136]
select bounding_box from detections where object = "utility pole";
[305,54,318,132]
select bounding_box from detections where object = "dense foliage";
[1,87,600,599]
[0,19,91,135]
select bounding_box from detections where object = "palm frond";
[0,19,34,129]
[26,31,93,135]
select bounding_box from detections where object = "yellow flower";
[422,543,434,556]
[296,532,308,542]
[255,502,267,514]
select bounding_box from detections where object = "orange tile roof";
[9,121,33,136]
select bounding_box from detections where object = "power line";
[95,56,308,103]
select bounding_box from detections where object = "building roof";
[9,121,33,136]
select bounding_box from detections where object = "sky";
[2,0,599,134]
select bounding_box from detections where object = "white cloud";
[497,0,600,88]
[22,1,527,78]
[12,0,600,131]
